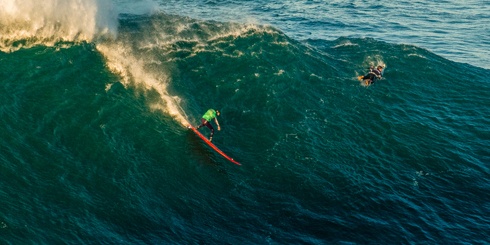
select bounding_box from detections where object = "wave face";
[1,2,489,244]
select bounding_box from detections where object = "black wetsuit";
[197,118,215,137]
[362,68,382,84]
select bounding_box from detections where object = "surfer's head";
[377,65,383,71]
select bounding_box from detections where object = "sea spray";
[96,42,190,126]
[0,0,118,51]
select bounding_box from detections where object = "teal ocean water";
[1,0,489,244]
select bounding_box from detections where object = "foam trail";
[0,0,118,51]
[96,43,190,127]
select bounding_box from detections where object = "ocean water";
[1,0,489,244]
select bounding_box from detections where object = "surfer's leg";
[197,119,207,129]
[206,123,215,141]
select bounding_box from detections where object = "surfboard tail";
[188,125,241,166]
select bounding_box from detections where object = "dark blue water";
[1,0,489,244]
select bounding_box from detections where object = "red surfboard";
[188,125,241,166]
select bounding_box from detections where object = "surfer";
[196,109,221,142]
[358,65,384,86]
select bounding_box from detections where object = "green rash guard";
[202,109,217,121]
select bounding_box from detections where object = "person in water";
[196,109,221,142]
[359,65,384,85]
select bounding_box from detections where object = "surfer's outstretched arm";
[214,118,221,131]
